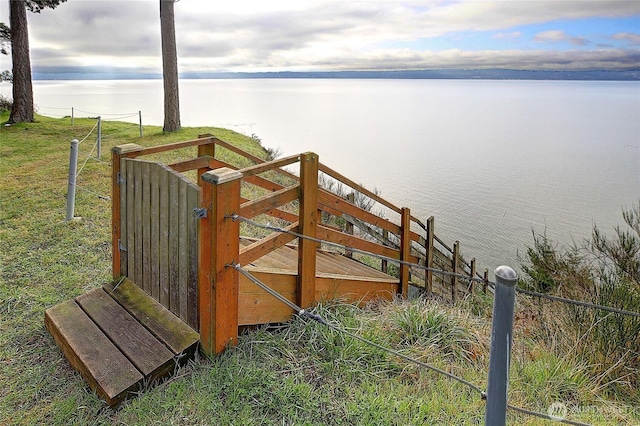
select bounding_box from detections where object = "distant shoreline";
[32,68,640,81]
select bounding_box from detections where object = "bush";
[519,200,640,399]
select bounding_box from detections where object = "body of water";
[3,79,639,273]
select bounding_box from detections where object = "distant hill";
[33,68,640,81]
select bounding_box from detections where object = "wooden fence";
[111,136,488,356]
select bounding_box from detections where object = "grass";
[1,112,639,425]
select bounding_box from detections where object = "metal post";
[96,116,102,158]
[139,111,143,138]
[65,139,80,221]
[71,107,74,126]
[485,265,518,426]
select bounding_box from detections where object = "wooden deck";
[45,245,398,406]
[238,239,400,325]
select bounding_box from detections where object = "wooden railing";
[111,135,488,356]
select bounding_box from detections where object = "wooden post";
[381,230,389,273]
[483,269,489,294]
[297,153,319,309]
[199,167,241,357]
[111,144,143,280]
[197,134,215,187]
[452,240,460,302]
[425,216,434,295]
[345,192,354,258]
[399,207,411,298]
[469,258,477,294]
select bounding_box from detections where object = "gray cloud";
[1,1,638,73]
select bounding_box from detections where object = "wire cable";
[232,214,485,283]
[233,263,485,395]
[234,263,593,425]
[235,214,639,319]
[507,403,591,426]
[515,287,640,318]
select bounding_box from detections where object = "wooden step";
[45,279,199,406]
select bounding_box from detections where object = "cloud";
[493,32,523,40]
[534,30,590,46]
[612,32,640,46]
[1,0,639,73]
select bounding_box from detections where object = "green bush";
[519,200,640,400]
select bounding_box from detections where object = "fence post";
[197,134,216,186]
[425,216,434,295]
[452,240,460,302]
[485,265,518,426]
[483,269,489,293]
[71,107,74,126]
[65,139,80,221]
[298,152,319,309]
[96,116,102,159]
[345,192,354,258]
[139,111,143,138]
[199,167,241,357]
[469,258,477,293]
[399,207,411,297]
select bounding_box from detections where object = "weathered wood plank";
[178,178,189,323]
[104,279,199,356]
[159,164,170,307]
[134,160,144,288]
[168,169,179,315]
[126,159,136,284]
[187,184,200,330]
[119,159,128,278]
[149,163,160,301]
[44,299,142,407]
[76,288,174,379]
[141,161,151,295]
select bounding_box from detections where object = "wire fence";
[232,262,592,426]
[227,212,639,425]
[65,109,146,218]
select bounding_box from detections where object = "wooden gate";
[118,158,201,330]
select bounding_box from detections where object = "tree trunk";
[9,0,34,123]
[160,0,180,132]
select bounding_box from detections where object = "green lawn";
[0,113,637,425]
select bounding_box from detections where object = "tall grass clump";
[519,200,640,401]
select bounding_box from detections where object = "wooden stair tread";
[44,299,143,406]
[104,278,199,355]
[76,288,175,378]
[46,279,200,407]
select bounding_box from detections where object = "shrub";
[519,200,640,399]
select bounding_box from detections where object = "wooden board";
[44,299,142,406]
[104,279,199,356]
[76,288,175,380]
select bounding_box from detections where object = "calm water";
[3,79,639,273]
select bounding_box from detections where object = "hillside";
[0,112,637,425]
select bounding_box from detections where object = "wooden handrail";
[238,154,301,178]
[239,185,300,220]
[129,137,215,157]
[318,162,402,215]
[212,138,300,181]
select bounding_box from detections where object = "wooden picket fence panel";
[118,158,200,330]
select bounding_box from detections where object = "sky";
[1,0,640,76]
